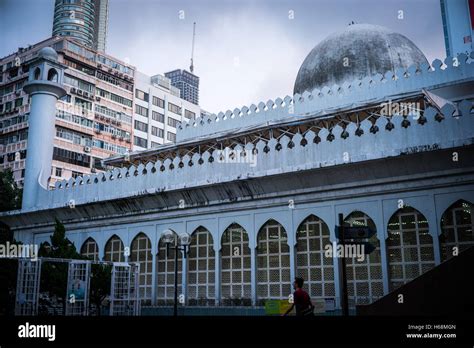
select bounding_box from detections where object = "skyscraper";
[440,0,473,57]
[92,0,109,52]
[164,69,199,105]
[52,0,109,52]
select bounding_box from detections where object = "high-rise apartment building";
[52,0,109,52]
[132,71,201,151]
[0,36,134,186]
[164,69,199,105]
[440,0,474,57]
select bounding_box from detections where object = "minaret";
[22,47,66,210]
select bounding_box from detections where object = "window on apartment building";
[14,98,23,108]
[0,156,4,164]
[15,80,24,90]
[151,141,160,148]
[135,104,148,117]
[134,120,148,133]
[167,117,180,128]
[133,136,147,148]
[64,58,95,76]
[53,147,91,168]
[4,85,14,95]
[152,96,165,108]
[9,67,18,79]
[55,167,63,177]
[5,102,12,112]
[152,111,164,123]
[96,88,132,107]
[75,97,92,111]
[151,126,164,138]
[135,89,149,102]
[72,171,81,179]
[184,109,195,119]
[60,94,72,103]
[64,74,94,93]
[166,132,176,142]
[168,102,182,115]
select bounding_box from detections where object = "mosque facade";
[1,24,474,311]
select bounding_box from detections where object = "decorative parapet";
[31,99,474,213]
[177,53,474,142]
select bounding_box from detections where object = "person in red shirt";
[282,277,314,316]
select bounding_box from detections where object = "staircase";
[356,246,474,316]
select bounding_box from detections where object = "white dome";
[38,47,59,61]
[294,24,429,95]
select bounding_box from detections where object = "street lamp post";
[162,230,191,316]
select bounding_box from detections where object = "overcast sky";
[0,0,445,113]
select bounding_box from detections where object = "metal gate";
[15,259,41,315]
[110,262,140,316]
[65,260,91,316]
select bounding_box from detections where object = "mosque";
[1,23,473,313]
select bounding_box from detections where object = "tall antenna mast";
[190,22,196,73]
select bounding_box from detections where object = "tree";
[39,219,112,315]
[0,169,22,212]
[39,219,83,313]
[89,263,111,316]
[0,222,18,315]
[0,170,22,315]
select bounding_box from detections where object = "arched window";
[440,200,474,261]
[296,215,335,301]
[344,212,383,306]
[156,232,182,306]
[256,219,291,305]
[104,235,124,262]
[187,227,215,306]
[221,223,251,306]
[34,67,41,80]
[80,237,99,261]
[387,207,435,291]
[47,68,58,82]
[130,233,152,304]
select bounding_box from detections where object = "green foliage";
[39,219,112,315]
[0,169,22,314]
[0,169,22,212]
[90,263,112,315]
[38,219,83,310]
[0,223,18,315]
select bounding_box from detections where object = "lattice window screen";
[296,215,335,301]
[440,200,474,261]
[156,233,182,305]
[104,235,125,262]
[80,238,99,261]
[344,212,383,307]
[221,224,252,306]
[187,227,215,306]
[130,233,153,304]
[387,207,435,291]
[257,220,291,305]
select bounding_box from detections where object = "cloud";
[107,5,309,113]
